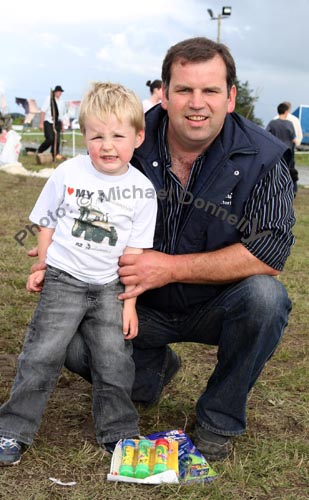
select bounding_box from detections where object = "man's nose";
[189,91,205,109]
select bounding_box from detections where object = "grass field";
[17,128,309,167]
[0,161,308,499]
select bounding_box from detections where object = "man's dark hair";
[277,102,290,115]
[161,37,236,96]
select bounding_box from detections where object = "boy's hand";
[122,307,138,340]
[26,270,45,292]
[28,246,39,258]
[28,246,47,275]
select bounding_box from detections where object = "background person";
[0,82,157,466]
[142,79,163,112]
[28,37,295,462]
[267,102,298,193]
[37,85,65,160]
[274,101,303,147]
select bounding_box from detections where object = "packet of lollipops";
[145,429,218,484]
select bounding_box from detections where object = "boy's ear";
[135,129,145,148]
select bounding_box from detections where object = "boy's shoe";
[102,435,140,455]
[194,423,232,461]
[101,441,119,455]
[0,436,22,466]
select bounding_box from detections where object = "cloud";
[0,0,191,28]
[96,32,162,76]
[64,44,87,58]
[36,33,60,48]
[1,0,308,126]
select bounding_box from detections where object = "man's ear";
[160,84,168,110]
[227,85,237,114]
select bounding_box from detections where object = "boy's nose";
[101,140,113,150]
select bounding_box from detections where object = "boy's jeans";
[0,266,139,446]
[65,275,291,436]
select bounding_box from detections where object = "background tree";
[235,78,263,126]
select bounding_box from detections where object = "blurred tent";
[293,105,309,145]
[1,94,7,114]
[63,100,81,129]
[15,97,40,125]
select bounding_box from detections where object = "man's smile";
[186,115,208,121]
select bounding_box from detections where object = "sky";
[1,0,308,126]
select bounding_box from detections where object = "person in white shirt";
[37,85,65,160]
[0,82,157,466]
[142,79,162,112]
[274,101,303,147]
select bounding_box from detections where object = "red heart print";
[68,187,74,195]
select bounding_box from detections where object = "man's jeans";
[0,266,139,446]
[64,275,291,436]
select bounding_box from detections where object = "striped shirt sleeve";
[241,159,295,270]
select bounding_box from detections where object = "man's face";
[161,55,236,153]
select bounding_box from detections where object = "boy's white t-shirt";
[30,155,157,284]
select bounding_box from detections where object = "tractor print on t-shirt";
[71,196,118,246]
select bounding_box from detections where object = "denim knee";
[65,333,92,383]
[244,275,291,318]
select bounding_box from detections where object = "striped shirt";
[159,118,204,254]
[158,117,295,271]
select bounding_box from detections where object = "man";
[274,101,303,147]
[267,102,297,193]
[267,102,296,165]
[37,85,65,160]
[29,38,295,461]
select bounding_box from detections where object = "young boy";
[0,82,157,466]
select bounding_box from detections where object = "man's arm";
[118,161,295,300]
[118,243,278,300]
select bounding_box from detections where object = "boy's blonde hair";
[79,82,145,134]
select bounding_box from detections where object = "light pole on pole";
[207,6,232,43]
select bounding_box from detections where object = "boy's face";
[84,114,144,175]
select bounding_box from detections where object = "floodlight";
[207,5,232,42]
[222,6,232,16]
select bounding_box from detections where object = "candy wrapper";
[107,437,179,484]
[146,429,217,484]
[107,429,217,484]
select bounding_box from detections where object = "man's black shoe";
[163,348,181,386]
[194,423,232,461]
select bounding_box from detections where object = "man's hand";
[118,250,173,300]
